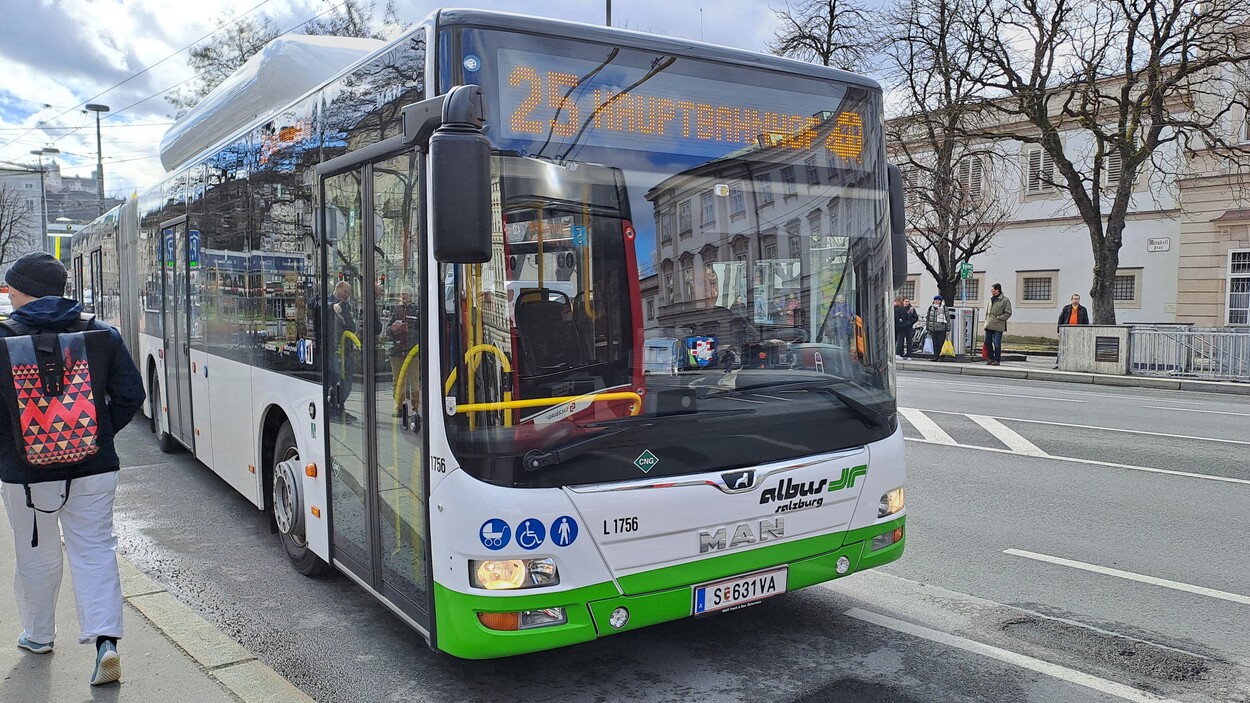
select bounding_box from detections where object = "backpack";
[0,314,107,470]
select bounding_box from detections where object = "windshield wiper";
[522,427,631,471]
[709,379,888,430]
[526,408,755,471]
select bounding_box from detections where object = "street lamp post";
[85,104,109,215]
[29,147,60,254]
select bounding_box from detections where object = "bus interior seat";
[514,290,584,373]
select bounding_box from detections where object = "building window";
[660,212,673,244]
[900,164,921,207]
[1024,146,1055,194]
[804,157,819,187]
[1112,268,1142,308]
[808,212,823,242]
[1229,250,1250,324]
[789,233,802,257]
[647,298,655,320]
[957,156,983,200]
[682,261,695,301]
[729,184,746,215]
[956,276,983,306]
[763,243,778,260]
[756,173,774,206]
[899,279,916,301]
[781,166,797,196]
[678,200,692,235]
[662,263,675,304]
[701,191,715,226]
[1016,270,1058,306]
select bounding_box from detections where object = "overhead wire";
[0,0,278,153]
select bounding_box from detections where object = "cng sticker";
[634,449,659,473]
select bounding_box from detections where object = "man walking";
[0,252,145,685]
[983,283,1012,366]
[1054,293,1090,368]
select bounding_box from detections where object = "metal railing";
[1129,326,1250,381]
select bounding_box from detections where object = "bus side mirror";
[430,85,492,264]
[886,164,908,290]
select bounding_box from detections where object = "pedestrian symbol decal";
[551,516,578,547]
[515,518,546,550]
[479,519,511,550]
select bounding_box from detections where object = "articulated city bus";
[72,9,909,658]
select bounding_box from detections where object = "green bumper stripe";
[434,516,905,659]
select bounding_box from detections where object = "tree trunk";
[1088,220,1125,325]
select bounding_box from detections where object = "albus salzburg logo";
[759,465,868,513]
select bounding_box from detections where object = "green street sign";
[960,263,973,280]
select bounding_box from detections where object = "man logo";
[721,470,756,491]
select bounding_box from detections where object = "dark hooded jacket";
[0,296,145,485]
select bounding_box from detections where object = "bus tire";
[152,375,177,454]
[272,422,328,576]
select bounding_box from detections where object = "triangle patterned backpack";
[0,314,109,470]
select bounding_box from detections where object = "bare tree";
[954,0,1250,323]
[0,183,35,273]
[767,0,875,71]
[885,0,1015,304]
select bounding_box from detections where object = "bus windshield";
[441,28,896,488]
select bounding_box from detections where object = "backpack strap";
[0,313,94,337]
[22,480,72,548]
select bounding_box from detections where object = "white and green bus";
[72,9,909,659]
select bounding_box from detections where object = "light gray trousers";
[2,471,123,644]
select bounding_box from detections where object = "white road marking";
[844,608,1181,703]
[948,389,1084,403]
[905,437,1250,486]
[901,377,1228,406]
[898,407,956,445]
[968,415,1049,456]
[908,409,1250,447]
[1142,406,1250,417]
[1004,549,1250,606]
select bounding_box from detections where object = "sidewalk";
[0,491,311,702]
[898,354,1250,395]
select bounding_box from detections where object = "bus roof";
[432,8,882,93]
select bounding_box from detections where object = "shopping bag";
[922,337,934,355]
[981,341,989,359]
[941,339,955,357]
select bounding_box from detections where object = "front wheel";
[272,422,328,576]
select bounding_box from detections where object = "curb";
[897,360,1250,396]
[118,558,315,703]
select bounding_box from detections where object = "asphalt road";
[109,373,1250,703]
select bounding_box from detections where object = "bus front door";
[321,149,430,632]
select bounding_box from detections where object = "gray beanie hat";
[6,252,68,299]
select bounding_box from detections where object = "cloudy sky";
[0,0,781,199]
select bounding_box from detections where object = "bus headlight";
[470,558,560,590]
[878,487,905,518]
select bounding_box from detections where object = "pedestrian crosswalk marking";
[898,408,956,445]
[967,415,1048,457]
[1004,549,1250,606]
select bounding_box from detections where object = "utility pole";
[85,104,109,215]
[29,147,60,254]
[606,0,611,26]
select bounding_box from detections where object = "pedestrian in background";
[925,295,950,361]
[1054,293,1090,368]
[894,296,919,359]
[0,253,145,686]
[983,283,1012,365]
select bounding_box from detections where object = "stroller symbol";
[479,519,511,550]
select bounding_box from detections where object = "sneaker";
[17,632,53,654]
[90,640,121,686]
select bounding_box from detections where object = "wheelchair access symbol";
[515,518,546,550]
[479,519,511,551]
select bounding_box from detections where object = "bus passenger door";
[320,149,429,631]
[160,219,194,449]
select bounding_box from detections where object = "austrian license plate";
[693,566,788,615]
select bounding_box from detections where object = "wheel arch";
[258,403,293,513]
